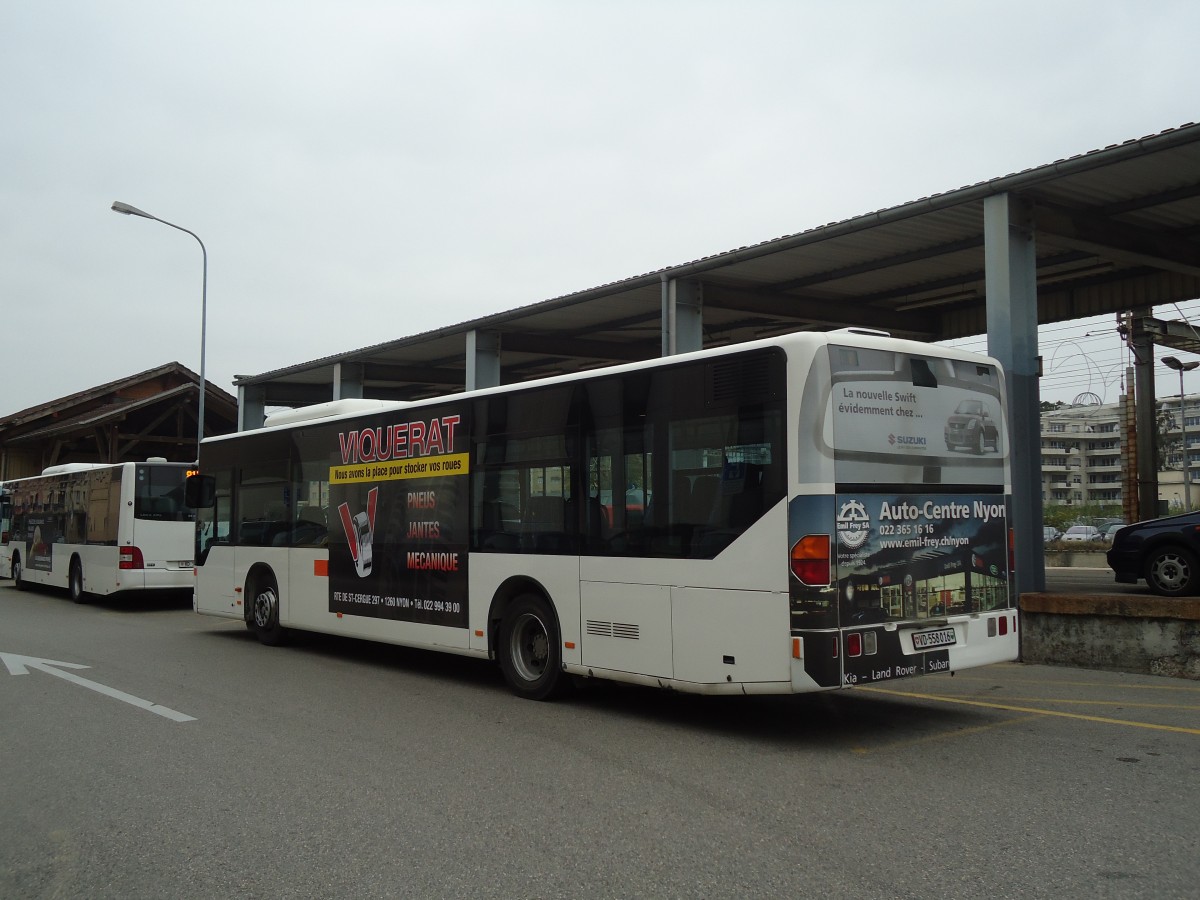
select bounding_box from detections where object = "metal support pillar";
[334,362,365,400]
[238,383,267,432]
[1131,310,1160,521]
[983,192,1043,593]
[467,330,501,390]
[661,277,703,356]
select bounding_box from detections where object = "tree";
[1156,400,1180,472]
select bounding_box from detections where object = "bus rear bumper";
[564,664,825,696]
[118,567,195,592]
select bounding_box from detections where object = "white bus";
[4,459,197,600]
[188,330,1017,699]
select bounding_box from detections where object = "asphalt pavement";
[1,579,1197,899]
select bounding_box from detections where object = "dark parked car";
[1107,511,1200,596]
[943,399,999,454]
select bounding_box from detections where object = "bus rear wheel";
[498,593,571,701]
[249,575,288,646]
[69,558,88,604]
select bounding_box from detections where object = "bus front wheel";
[249,575,288,646]
[498,593,571,701]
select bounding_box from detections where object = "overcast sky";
[3,1,1198,418]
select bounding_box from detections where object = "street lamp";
[111,201,208,461]
[1163,355,1199,512]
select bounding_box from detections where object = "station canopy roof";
[237,122,1200,407]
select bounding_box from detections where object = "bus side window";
[292,505,328,546]
[236,460,289,546]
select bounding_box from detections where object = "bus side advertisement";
[326,408,470,627]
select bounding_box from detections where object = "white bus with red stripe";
[188,330,1017,699]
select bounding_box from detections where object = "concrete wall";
[1020,593,1200,680]
[1042,550,1107,567]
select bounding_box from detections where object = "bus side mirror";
[186,474,216,509]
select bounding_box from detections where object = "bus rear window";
[135,465,196,522]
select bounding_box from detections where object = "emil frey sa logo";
[836,499,870,549]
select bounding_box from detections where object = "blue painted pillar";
[661,277,703,355]
[237,383,267,432]
[984,192,1044,594]
[467,330,501,390]
[333,362,364,400]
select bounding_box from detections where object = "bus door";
[191,469,239,615]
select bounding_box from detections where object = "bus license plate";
[912,627,956,650]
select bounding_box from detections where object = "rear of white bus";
[118,462,196,592]
[787,334,1018,691]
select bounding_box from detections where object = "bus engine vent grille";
[706,351,780,406]
[586,620,641,640]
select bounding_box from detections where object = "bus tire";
[249,574,288,646]
[497,592,571,701]
[69,557,88,604]
[12,554,25,590]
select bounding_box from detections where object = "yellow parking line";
[861,686,1200,735]
[988,697,1200,711]
[945,672,1200,693]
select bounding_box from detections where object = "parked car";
[1043,526,1062,543]
[1100,522,1125,543]
[1107,512,1200,596]
[1061,524,1103,542]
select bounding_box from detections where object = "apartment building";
[1040,395,1198,509]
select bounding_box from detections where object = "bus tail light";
[118,545,145,570]
[846,632,862,657]
[790,534,831,585]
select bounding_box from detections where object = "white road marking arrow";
[0,651,196,722]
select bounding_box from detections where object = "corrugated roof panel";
[235,123,1200,408]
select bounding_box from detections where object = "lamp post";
[1163,356,1199,512]
[111,201,207,461]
